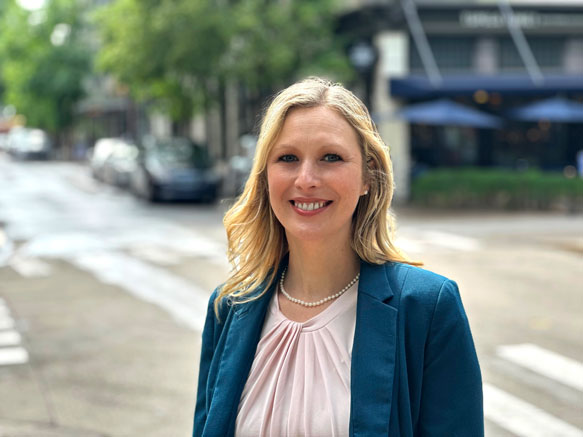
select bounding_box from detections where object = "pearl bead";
[279,267,360,308]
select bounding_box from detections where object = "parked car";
[130,137,220,202]
[7,127,52,160]
[89,138,122,181]
[101,139,139,188]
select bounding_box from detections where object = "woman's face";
[266,106,368,246]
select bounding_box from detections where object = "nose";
[294,160,320,190]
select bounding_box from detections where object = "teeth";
[294,201,326,211]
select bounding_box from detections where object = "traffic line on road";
[0,315,15,330]
[73,250,211,332]
[0,330,22,347]
[0,347,29,366]
[497,343,583,392]
[422,230,481,251]
[395,229,481,254]
[0,303,9,316]
[9,253,52,277]
[0,228,14,267]
[484,383,583,437]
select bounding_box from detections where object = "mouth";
[290,200,332,212]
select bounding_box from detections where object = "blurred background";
[0,0,581,436]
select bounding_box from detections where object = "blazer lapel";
[205,266,282,437]
[350,261,399,436]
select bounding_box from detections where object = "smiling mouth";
[290,200,332,211]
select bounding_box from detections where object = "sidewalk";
[0,259,199,437]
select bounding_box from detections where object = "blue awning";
[393,99,502,128]
[390,74,583,99]
[507,97,583,123]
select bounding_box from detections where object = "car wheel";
[146,181,159,202]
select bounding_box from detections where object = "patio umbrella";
[507,97,583,123]
[395,99,503,129]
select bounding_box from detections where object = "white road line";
[422,230,481,251]
[73,251,211,332]
[0,330,22,347]
[9,254,52,277]
[0,347,29,366]
[128,245,182,266]
[484,383,583,437]
[497,343,583,392]
[0,316,15,330]
[394,236,424,254]
[489,356,583,407]
[0,228,14,267]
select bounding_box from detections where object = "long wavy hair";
[216,77,420,317]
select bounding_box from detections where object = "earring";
[364,190,368,195]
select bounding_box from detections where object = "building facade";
[339,0,583,201]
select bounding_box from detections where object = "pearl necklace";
[279,267,360,307]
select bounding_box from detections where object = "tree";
[95,0,233,124]
[95,0,352,129]
[227,0,353,127]
[0,0,92,147]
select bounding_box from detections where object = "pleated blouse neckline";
[235,280,358,437]
[271,279,358,332]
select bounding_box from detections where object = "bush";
[410,168,583,211]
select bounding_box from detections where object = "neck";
[283,235,360,302]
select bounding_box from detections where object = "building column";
[372,31,410,204]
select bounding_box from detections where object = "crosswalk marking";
[484,383,583,437]
[9,254,52,277]
[0,316,15,330]
[0,347,29,366]
[497,343,583,392]
[73,251,210,332]
[0,330,22,347]
[422,230,481,251]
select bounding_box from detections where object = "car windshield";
[151,139,211,169]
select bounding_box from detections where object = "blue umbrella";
[507,97,583,123]
[395,99,503,129]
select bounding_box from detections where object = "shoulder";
[378,262,464,326]
[382,261,455,301]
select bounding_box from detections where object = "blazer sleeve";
[193,290,219,437]
[417,280,484,437]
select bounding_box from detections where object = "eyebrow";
[273,141,351,151]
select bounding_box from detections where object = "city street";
[0,155,581,437]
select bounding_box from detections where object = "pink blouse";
[235,281,358,437]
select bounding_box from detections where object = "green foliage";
[95,0,351,122]
[0,0,91,135]
[227,0,351,90]
[411,168,583,211]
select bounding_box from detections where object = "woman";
[194,77,483,437]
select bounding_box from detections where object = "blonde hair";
[216,77,420,317]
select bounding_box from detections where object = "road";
[0,155,582,437]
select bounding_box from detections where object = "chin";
[285,224,351,246]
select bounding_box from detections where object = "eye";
[323,154,342,162]
[278,154,297,162]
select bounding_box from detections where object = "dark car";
[130,137,220,202]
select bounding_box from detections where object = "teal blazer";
[194,260,483,436]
